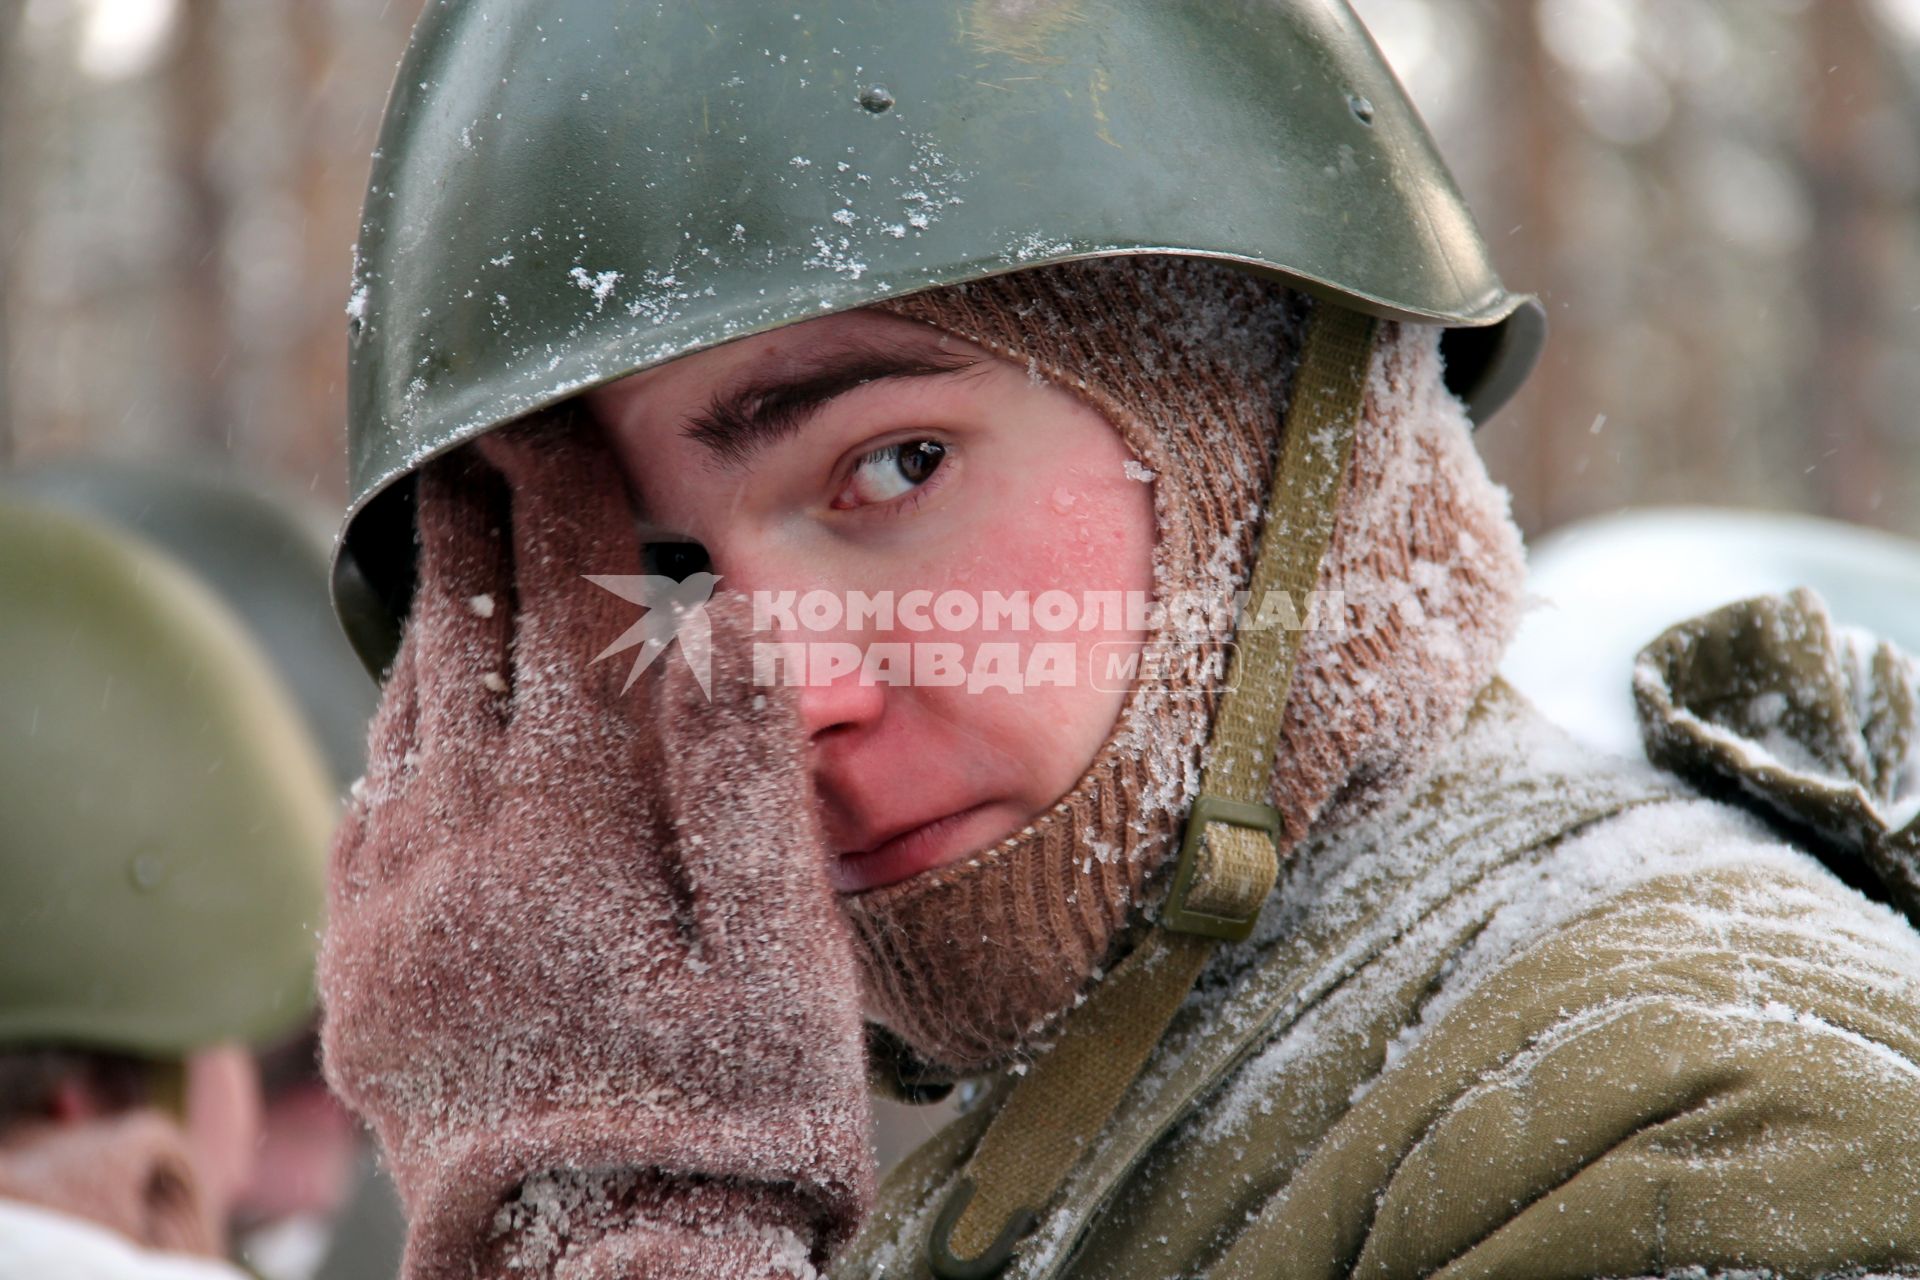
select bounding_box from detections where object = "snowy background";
[2,0,1918,545]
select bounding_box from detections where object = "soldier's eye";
[834,440,948,509]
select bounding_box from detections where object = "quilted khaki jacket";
[837,591,1920,1280]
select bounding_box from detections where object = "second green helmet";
[2,457,377,789]
[338,0,1544,674]
[0,502,335,1057]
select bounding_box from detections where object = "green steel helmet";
[0,501,335,1057]
[337,0,1547,674]
[1,457,377,789]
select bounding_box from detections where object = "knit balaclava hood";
[850,257,1528,1075]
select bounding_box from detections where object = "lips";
[829,801,1000,894]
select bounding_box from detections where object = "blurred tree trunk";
[1804,0,1895,524]
[0,0,20,461]
[0,1,18,94]
[172,0,230,455]
[1490,0,1570,539]
[1,0,1914,535]
[0,1,19,107]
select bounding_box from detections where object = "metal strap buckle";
[1160,794,1282,941]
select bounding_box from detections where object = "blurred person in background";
[0,499,332,1277]
[1,459,402,1280]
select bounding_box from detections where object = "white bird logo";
[584,571,722,698]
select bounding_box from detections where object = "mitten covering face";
[319,421,874,1280]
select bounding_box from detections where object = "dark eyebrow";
[681,338,982,468]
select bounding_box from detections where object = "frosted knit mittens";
[318,421,873,1280]
[1636,586,1920,924]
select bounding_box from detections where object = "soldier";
[2,458,402,1279]
[0,502,333,1277]
[318,5,1920,1278]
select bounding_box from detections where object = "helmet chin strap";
[928,304,1380,1280]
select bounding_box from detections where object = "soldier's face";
[588,308,1154,893]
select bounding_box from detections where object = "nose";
[713,540,889,742]
[797,675,886,740]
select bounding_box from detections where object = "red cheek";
[947,497,1146,597]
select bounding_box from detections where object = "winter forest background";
[1,0,1917,544]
